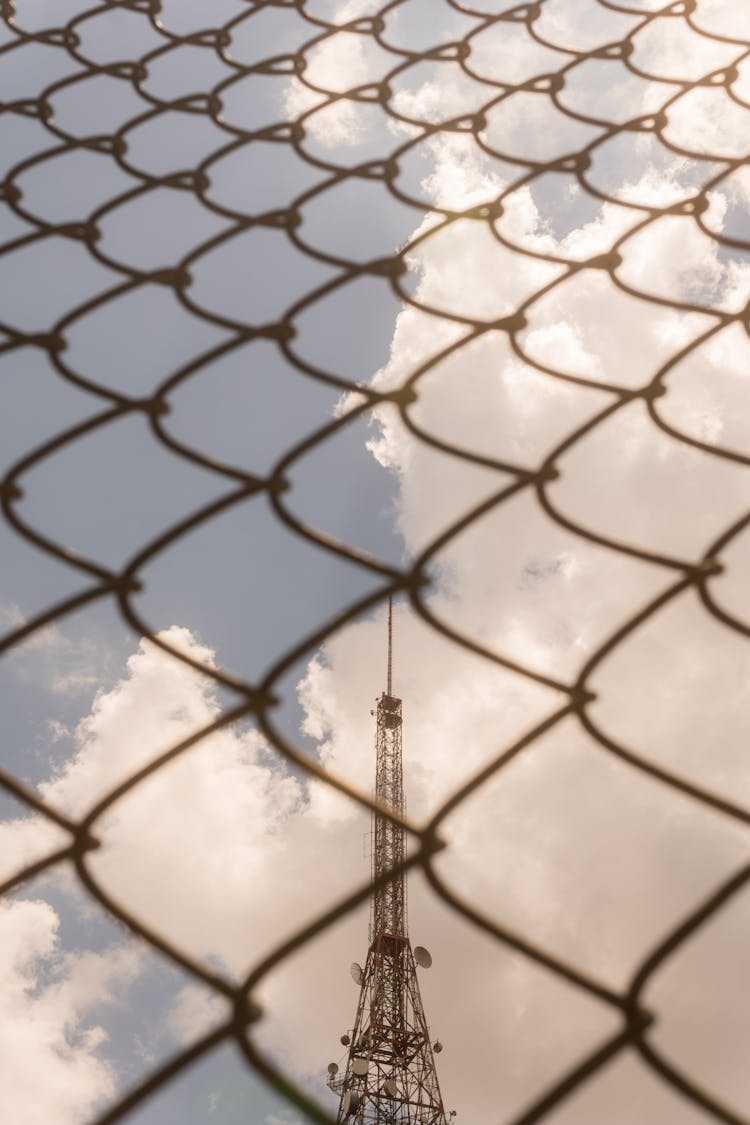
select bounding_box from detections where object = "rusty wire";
[2,0,750,1121]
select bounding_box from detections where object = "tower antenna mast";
[387,593,393,697]
[326,600,451,1123]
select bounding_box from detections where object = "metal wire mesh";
[2,0,750,1120]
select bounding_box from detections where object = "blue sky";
[1,3,408,1120]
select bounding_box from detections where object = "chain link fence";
[2,0,750,1121]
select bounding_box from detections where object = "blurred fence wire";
[2,0,750,1121]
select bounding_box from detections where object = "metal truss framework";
[331,684,447,1124]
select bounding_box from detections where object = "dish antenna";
[384,1077,398,1097]
[352,1057,369,1077]
[350,962,364,985]
[433,1040,443,1053]
[342,1090,361,1116]
[414,946,432,968]
[328,1063,339,1076]
[340,1033,351,1046]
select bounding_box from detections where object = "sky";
[3,0,750,1123]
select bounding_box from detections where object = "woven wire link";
[2,0,750,1121]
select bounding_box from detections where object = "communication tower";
[326,599,452,1123]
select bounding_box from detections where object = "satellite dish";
[353,1057,369,1076]
[433,1040,443,1054]
[414,946,432,968]
[328,1063,338,1076]
[343,1090,361,1115]
[340,1033,351,1046]
[384,1077,398,1097]
[350,962,364,985]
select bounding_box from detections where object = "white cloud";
[165,983,229,1045]
[303,7,750,1115]
[283,0,394,147]
[45,719,71,744]
[0,897,139,1125]
[0,607,116,700]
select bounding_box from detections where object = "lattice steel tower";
[326,600,451,1123]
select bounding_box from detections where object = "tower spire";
[387,594,393,697]
[326,605,450,1123]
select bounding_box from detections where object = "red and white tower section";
[326,603,453,1123]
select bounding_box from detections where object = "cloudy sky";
[2,0,750,1122]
